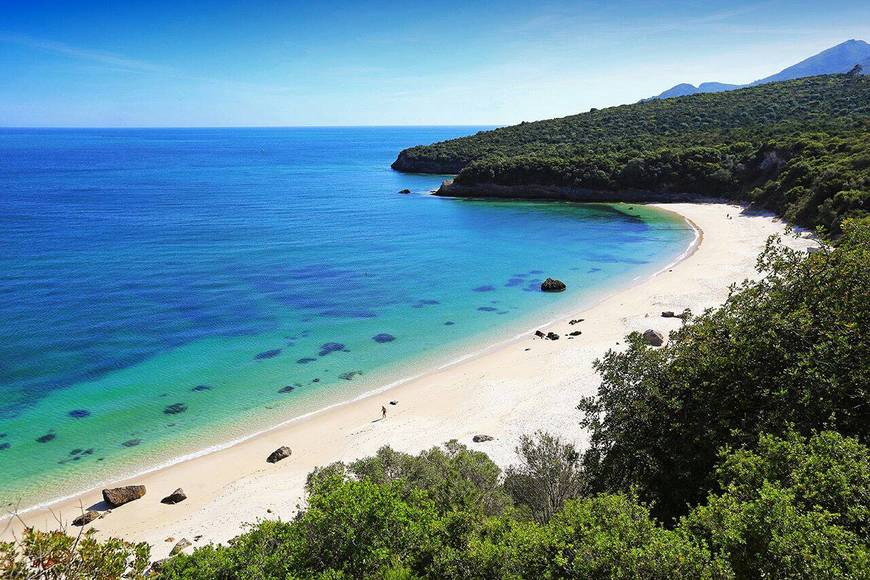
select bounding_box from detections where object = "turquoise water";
[0,127,693,509]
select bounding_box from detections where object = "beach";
[2,202,816,559]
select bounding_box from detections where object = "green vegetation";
[580,216,870,521]
[394,75,870,233]
[6,135,870,578]
[147,431,867,578]
[0,527,149,579]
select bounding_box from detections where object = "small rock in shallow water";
[0,443,9,451]
[372,333,395,343]
[192,384,211,392]
[444,321,455,326]
[339,370,363,381]
[541,278,567,292]
[473,285,495,292]
[255,349,282,360]
[473,435,494,443]
[36,433,56,443]
[478,306,497,312]
[278,386,295,393]
[267,446,292,463]
[68,409,91,419]
[70,448,82,455]
[161,488,187,504]
[122,439,142,448]
[297,357,316,364]
[163,403,187,415]
[398,188,411,194]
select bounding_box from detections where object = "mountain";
[393,75,870,232]
[650,39,870,99]
[654,81,740,99]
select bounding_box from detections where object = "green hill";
[393,75,870,233]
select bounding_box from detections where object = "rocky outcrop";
[398,189,411,194]
[642,329,665,347]
[661,311,676,318]
[102,485,146,507]
[473,434,494,443]
[72,511,100,526]
[161,488,187,504]
[546,332,560,341]
[267,446,292,463]
[541,278,566,292]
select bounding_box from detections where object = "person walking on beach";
[381,405,387,420]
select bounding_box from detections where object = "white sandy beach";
[2,202,816,559]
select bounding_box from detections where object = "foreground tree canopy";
[394,75,870,233]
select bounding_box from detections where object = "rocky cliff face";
[435,179,700,203]
[391,150,468,174]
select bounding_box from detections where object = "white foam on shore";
[10,206,700,519]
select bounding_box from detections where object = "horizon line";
[0,124,503,130]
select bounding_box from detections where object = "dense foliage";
[153,431,867,578]
[394,75,870,232]
[580,217,870,521]
[0,527,149,579]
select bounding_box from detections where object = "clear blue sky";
[1,0,869,127]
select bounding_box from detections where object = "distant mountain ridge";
[650,39,870,100]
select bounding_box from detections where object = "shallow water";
[0,127,693,508]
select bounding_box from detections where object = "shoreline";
[2,202,814,559]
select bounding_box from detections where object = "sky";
[1,0,869,127]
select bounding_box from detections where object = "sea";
[0,127,694,509]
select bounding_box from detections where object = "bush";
[679,431,870,578]
[503,431,586,523]
[0,526,149,579]
[579,218,870,521]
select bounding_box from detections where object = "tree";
[503,431,586,523]
[679,431,870,578]
[579,218,870,521]
[0,526,149,580]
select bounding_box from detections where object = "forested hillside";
[393,75,870,233]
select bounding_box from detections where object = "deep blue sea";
[0,127,694,508]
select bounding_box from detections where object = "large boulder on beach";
[541,278,566,292]
[473,434,494,443]
[102,485,146,507]
[72,511,100,526]
[642,329,665,347]
[267,446,292,464]
[161,488,187,505]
